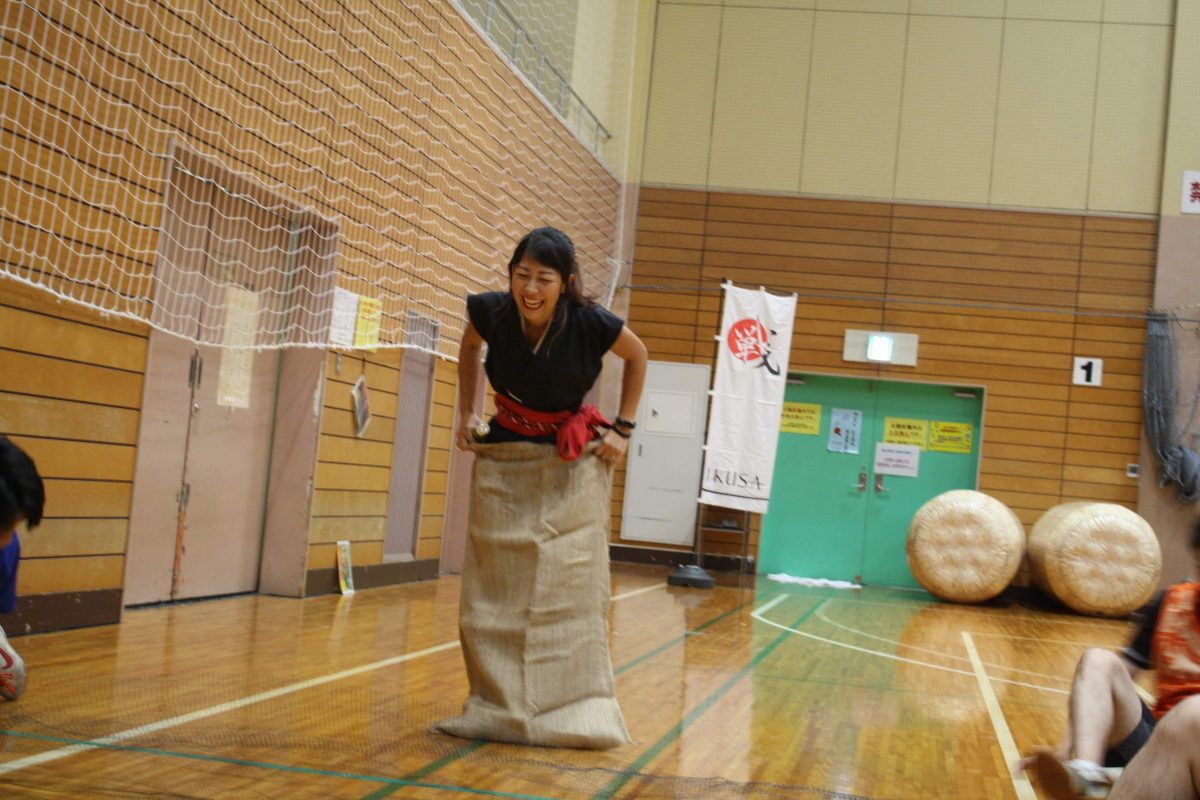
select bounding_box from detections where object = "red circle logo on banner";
[727,318,768,362]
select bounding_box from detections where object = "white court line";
[0,640,461,775]
[752,598,1067,695]
[0,580,666,776]
[612,583,666,601]
[962,631,1037,800]
[814,607,1071,685]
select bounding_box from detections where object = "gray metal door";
[620,361,710,545]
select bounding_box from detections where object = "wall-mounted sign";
[930,421,973,454]
[875,442,920,478]
[827,408,862,454]
[884,417,928,450]
[330,287,359,347]
[1072,357,1103,386]
[781,402,821,435]
[1182,171,1200,214]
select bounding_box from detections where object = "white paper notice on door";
[217,286,259,409]
[875,442,920,477]
[827,408,862,454]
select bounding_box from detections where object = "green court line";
[0,592,758,800]
[614,598,754,676]
[0,731,552,800]
[592,595,830,800]
[361,596,758,799]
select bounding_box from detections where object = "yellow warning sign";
[883,417,928,450]
[930,421,973,454]
[780,402,821,435]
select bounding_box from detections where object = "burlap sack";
[434,441,630,749]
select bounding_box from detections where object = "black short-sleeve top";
[466,291,624,413]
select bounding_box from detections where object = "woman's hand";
[456,415,484,450]
[594,428,629,467]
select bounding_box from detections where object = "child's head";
[0,436,44,546]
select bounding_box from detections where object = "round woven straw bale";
[906,490,1025,603]
[1028,503,1161,617]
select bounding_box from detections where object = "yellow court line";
[962,631,1038,800]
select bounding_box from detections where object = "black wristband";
[609,425,632,439]
[614,416,636,431]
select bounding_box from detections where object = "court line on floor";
[365,592,762,799]
[592,594,832,800]
[0,581,668,779]
[813,606,1072,685]
[612,583,666,601]
[962,631,1037,800]
[751,597,1067,695]
[0,731,553,800]
[0,640,462,776]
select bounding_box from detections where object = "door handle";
[851,467,867,492]
[874,473,890,494]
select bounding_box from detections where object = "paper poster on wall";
[883,417,928,450]
[875,442,920,477]
[216,285,259,409]
[930,421,973,454]
[354,296,382,350]
[1182,171,1200,214]
[780,402,820,435]
[329,287,359,347]
[827,408,862,454]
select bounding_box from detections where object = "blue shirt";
[0,532,19,615]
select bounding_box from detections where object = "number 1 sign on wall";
[1073,357,1103,386]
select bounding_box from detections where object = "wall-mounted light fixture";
[843,330,918,366]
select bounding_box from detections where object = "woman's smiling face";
[510,256,567,331]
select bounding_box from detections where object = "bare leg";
[1020,648,1144,771]
[1109,696,1200,800]
[1064,649,1146,763]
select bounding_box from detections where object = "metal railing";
[465,0,613,158]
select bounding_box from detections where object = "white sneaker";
[1034,751,1121,799]
[0,626,26,700]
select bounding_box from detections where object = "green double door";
[759,375,983,588]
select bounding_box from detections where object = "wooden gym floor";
[0,563,1144,799]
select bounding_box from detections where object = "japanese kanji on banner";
[699,282,797,513]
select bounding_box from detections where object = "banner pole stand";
[667,507,715,589]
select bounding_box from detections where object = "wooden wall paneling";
[625,189,1158,569]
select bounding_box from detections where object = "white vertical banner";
[699,282,797,513]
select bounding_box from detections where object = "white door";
[620,361,710,545]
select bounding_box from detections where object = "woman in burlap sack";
[434,226,647,749]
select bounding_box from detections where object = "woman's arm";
[594,325,648,466]
[456,321,486,449]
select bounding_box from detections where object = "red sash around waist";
[493,393,610,461]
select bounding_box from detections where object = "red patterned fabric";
[493,394,610,461]
[1151,582,1200,719]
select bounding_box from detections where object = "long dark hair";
[507,226,594,308]
[0,436,44,532]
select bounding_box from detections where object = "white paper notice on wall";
[1182,171,1200,214]
[329,287,359,347]
[874,442,920,478]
